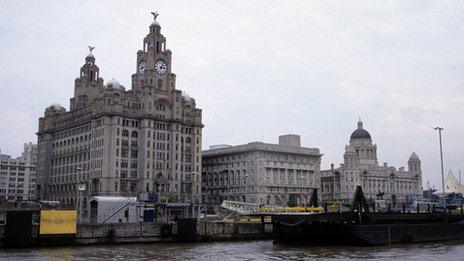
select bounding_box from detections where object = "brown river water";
[1,240,464,260]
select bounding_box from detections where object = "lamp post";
[460,170,462,194]
[191,171,197,218]
[433,126,446,212]
[76,167,84,223]
[427,179,431,204]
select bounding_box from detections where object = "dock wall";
[0,221,273,246]
[197,222,273,241]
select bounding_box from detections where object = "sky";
[0,1,463,188]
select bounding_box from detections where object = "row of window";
[51,153,90,166]
[0,166,31,171]
[51,172,90,184]
[0,161,26,166]
[204,153,317,165]
[55,124,91,139]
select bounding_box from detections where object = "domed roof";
[86,45,96,59]
[409,152,420,161]
[150,12,160,27]
[105,79,124,90]
[48,103,65,110]
[350,120,372,140]
[151,20,160,27]
[182,91,193,101]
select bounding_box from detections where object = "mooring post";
[372,202,376,213]
[417,204,420,213]
[427,204,430,214]
[387,225,391,246]
[324,203,328,213]
[388,203,391,213]
[260,215,265,232]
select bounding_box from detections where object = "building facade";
[321,120,422,204]
[202,135,322,206]
[36,13,203,206]
[0,143,37,202]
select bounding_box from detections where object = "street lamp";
[433,126,446,212]
[427,179,431,204]
[76,167,84,223]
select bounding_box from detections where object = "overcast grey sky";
[0,1,463,188]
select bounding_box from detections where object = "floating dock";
[267,186,464,246]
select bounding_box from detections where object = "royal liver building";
[36,13,203,204]
[321,120,422,204]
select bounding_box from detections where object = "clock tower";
[38,12,203,207]
[131,12,176,92]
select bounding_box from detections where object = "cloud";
[0,107,36,156]
[0,1,463,187]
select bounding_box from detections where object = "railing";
[220,200,259,215]
[100,197,135,223]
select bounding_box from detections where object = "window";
[121,161,128,168]
[131,150,138,158]
[156,104,165,111]
[131,131,138,138]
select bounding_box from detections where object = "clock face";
[155,59,168,75]
[138,60,147,75]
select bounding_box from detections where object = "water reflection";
[1,240,464,260]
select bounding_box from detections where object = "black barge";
[271,186,464,246]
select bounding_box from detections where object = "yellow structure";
[258,206,323,213]
[39,210,77,235]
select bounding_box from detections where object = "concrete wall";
[0,221,273,246]
[196,221,273,241]
[77,222,173,244]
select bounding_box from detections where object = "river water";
[2,240,464,260]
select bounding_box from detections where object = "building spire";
[357,118,363,129]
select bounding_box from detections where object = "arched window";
[156,104,165,111]
[131,131,138,138]
[186,137,191,144]
[122,129,129,137]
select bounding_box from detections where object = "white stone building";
[36,13,203,206]
[321,120,422,204]
[0,143,37,202]
[202,135,322,206]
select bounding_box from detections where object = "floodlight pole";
[434,126,446,212]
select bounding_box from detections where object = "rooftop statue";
[88,45,95,54]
